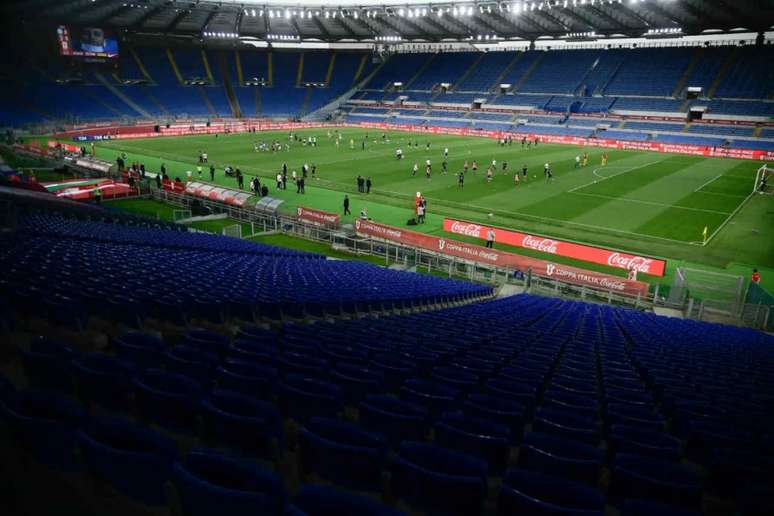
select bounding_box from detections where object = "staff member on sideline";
[485,228,495,249]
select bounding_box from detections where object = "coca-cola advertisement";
[355,219,650,297]
[296,206,340,227]
[444,218,666,277]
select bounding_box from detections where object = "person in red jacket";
[751,269,761,284]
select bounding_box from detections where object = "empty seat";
[519,432,602,484]
[622,499,701,516]
[114,332,165,369]
[391,441,488,516]
[464,393,526,437]
[330,363,384,405]
[436,412,512,472]
[183,329,230,358]
[290,484,404,516]
[201,389,282,460]
[605,402,665,431]
[608,425,682,461]
[358,394,429,446]
[485,378,537,409]
[19,336,78,392]
[534,407,599,445]
[133,369,204,433]
[165,345,218,387]
[215,360,277,400]
[70,353,134,411]
[278,374,342,422]
[369,354,415,392]
[78,416,177,506]
[172,449,287,516]
[609,453,703,509]
[400,378,459,417]
[0,389,86,471]
[299,417,387,491]
[498,468,605,516]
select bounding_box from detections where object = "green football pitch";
[91,127,773,287]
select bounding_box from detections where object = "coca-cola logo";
[450,221,483,237]
[522,235,559,254]
[607,253,653,273]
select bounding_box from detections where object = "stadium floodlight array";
[203,32,240,39]
[267,34,301,41]
[376,35,403,42]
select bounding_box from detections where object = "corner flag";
[702,226,708,244]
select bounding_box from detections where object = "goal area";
[754,164,773,195]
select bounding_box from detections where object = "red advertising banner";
[443,218,666,277]
[354,219,650,297]
[297,206,341,227]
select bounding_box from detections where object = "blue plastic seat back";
[436,412,512,472]
[358,395,429,446]
[19,337,78,392]
[1,389,87,471]
[610,453,703,509]
[278,374,342,423]
[299,417,386,491]
[172,449,286,516]
[201,389,282,457]
[498,468,605,516]
[391,441,488,516]
[70,353,134,411]
[519,432,602,484]
[78,416,177,505]
[292,484,405,516]
[215,360,278,400]
[133,369,203,433]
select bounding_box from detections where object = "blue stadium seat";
[164,345,218,387]
[391,441,488,516]
[78,416,177,506]
[463,393,526,437]
[519,432,602,484]
[172,449,287,516]
[19,336,78,392]
[435,412,512,472]
[608,424,682,461]
[330,363,384,405]
[290,484,404,516]
[609,453,703,509]
[533,407,599,445]
[299,417,387,491]
[358,394,429,446]
[0,389,87,471]
[400,378,459,417]
[277,374,342,422]
[183,329,230,358]
[621,499,701,516]
[133,369,204,433]
[215,359,278,400]
[70,353,135,411]
[498,468,605,516]
[201,389,282,459]
[113,331,165,369]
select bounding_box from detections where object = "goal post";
[754,164,773,195]
[222,224,242,239]
[173,209,192,222]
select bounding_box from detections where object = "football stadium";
[0,0,773,514]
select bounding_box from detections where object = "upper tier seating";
[605,48,693,97]
[410,53,479,91]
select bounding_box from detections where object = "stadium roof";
[5,0,774,43]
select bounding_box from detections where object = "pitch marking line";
[569,192,732,215]
[693,174,723,193]
[568,159,667,193]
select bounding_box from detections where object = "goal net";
[222,224,242,239]
[754,164,773,195]
[173,209,192,222]
[669,266,745,316]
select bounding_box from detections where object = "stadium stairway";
[324,52,337,87]
[201,50,215,84]
[352,54,369,84]
[295,53,305,87]
[197,87,217,116]
[165,48,185,84]
[453,53,486,91]
[513,53,545,93]
[706,46,740,98]
[93,72,152,118]
[672,47,705,97]
[403,54,438,90]
[489,53,524,92]
[129,47,153,82]
[217,52,240,118]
